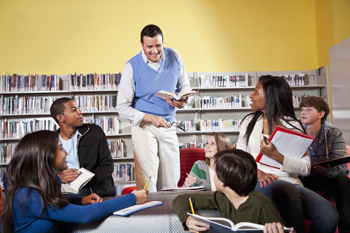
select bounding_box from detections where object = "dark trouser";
[301,173,350,233]
[255,179,339,233]
[255,180,305,233]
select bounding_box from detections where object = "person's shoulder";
[324,121,342,133]
[248,191,274,204]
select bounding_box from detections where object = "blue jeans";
[255,180,338,233]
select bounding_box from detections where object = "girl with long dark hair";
[1,130,147,233]
[237,75,338,233]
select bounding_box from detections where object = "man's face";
[59,100,84,127]
[141,34,163,63]
[300,106,323,125]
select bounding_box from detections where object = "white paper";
[259,131,313,168]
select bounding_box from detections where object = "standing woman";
[184,132,232,191]
[237,75,338,233]
[1,130,147,233]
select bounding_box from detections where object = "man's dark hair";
[215,149,257,196]
[50,97,73,124]
[299,96,329,124]
[140,24,163,43]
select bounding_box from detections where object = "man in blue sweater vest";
[117,24,191,192]
[299,96,350,233]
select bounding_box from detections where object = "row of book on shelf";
[0,167,5,188]
[1,118,245,139]
[0,74,61,92]
[0,93,308,115]
[0,116,120,139]
[199,94,243,109]
[1,119,58,139]
[72,94,117,112]
[1,139,125,164]
[179,141,237,149]
[198,74,249,88]
[0,96,60,115]
[70,73,122,90]
[175,119,242,132]
[112,163,135,182]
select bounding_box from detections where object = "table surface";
[67,190,221,233]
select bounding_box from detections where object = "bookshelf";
[0,66,329,189]
[177,66,329,148]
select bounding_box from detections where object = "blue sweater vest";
[128,47,180,122]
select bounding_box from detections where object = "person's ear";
[318,111,325,119]
[57,114,64,123]
[221,182,226,188]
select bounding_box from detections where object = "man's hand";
[58,168,80,183]
[81,193,102,205]
[164,96,188,109]
[143,114,168,128]
[311,164,329,175]
[186,216,210,233]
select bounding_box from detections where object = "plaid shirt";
[304,121,349,178]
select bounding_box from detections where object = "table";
[68,190,222,233]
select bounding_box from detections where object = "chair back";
[178,148,206,186]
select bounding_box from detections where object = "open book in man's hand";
[155,89,197,101]
[61,168,95,194]
[188,213,290,233]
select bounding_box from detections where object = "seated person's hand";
[81,193,102,205]
[132,190,149,204]
[257,170,280,188]
[58,168,80,183]
[164,96,188,108]
[311,164,329,176]
[263,222,296,233]
[260,138,279,159]
[186,216,210,233]
[184,175,196,187]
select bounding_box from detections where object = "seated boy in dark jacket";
[172,149,294,233]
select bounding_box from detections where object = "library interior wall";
[0,0,320,74]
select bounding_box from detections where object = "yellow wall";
[332,0,350,45]
[0,0,319,74]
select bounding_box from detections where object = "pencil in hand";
[189,198,199,233]
[143,176,152,190]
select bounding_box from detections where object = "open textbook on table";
[256,126,315,169]
[155,89,197,101]
[188,213,290,233]
[61,168,94,194]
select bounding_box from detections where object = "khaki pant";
[131,123,180,192]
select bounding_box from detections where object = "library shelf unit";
[0,66,329,189]
[177,66,329,148]
[0,74,135,188]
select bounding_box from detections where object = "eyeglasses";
[168,122,188,132]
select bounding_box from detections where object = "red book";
[256,126,315,169]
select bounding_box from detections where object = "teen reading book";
[187,213,290,233]
[172,149,294,233]
[299,96,350,232]
[61,168,95,194]
[1,130,148,233]
[155,89,196,101]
